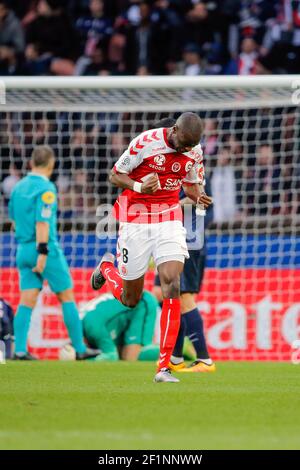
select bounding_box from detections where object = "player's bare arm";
[182,183,213,209]
[109,169,160,194]
[32,221,49,274]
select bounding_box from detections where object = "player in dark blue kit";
[152,118,215,373]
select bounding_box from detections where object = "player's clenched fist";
[197,192,213,209]
[141,174,160,194]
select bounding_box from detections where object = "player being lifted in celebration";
[9,146,99,360]
[91,112,212,383]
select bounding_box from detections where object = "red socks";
[101,263,180,372]
[101,262,123,303]
[158,298,181,371]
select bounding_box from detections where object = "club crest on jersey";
[154,155,166,166]
[172,162,181,172]
[121,265,127,275]
[185,161,193,172]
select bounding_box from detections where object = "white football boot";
[154,368,180,383]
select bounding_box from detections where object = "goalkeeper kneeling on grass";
[78,291,159,361]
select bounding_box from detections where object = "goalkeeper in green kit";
[77,291,159,361]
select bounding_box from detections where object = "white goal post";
[0,75,299,360]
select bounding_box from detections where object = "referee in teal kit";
[9,145,99,360]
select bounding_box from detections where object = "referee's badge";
[41,191,56,204]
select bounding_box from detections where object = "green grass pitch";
[1,361,300,450]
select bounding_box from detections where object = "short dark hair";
[31,145,55,167]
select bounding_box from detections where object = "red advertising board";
[1,268,299,360]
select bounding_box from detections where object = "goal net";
[0,76,299,360]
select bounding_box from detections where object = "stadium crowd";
[1,108,299,224]
[1,0,300,77]
[1,0,300,226]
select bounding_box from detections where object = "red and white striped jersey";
[112,127,204,223]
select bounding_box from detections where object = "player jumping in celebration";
[91,112,213,383]
[9,146,100,360]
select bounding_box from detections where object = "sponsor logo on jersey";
[185,161,193,172]
[149,163,165,171]
[154,155,166,166]
[172,162,181,172]
[121,265,127,275]
[163,178,182,190]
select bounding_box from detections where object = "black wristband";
[37,243,49,255]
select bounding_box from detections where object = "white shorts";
[117,220,189,280]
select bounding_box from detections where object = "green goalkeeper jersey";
[81,291,158,356]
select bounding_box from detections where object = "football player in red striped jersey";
[91,112,212,383]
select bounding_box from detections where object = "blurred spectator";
[204,42,226,74]
[175,43,203,75]
[78,41,110,75]
[56,174,73,219]
[75,0,112,74]
[25,0,80,75]
[238,0,277,43]
[261,0,300,73]
[107,32,127,74]
[203,119,219,157]
[125,1,152,75]
[69,126,87,170]
[149,0,183,74]
[185,2,215,51]
[245,144,280,216]
[211,146,237,223]
[126,0,143,26]
[2,164,21,202]
[0,0,25,74]
[71,168,97,218]
[238,37,258,75]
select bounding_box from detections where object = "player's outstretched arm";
[109,169,159,194]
